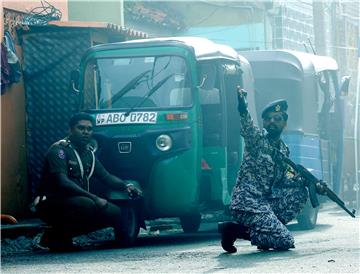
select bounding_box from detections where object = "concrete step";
[1,219,49,239]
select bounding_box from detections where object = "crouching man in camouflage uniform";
[219,87,309,253]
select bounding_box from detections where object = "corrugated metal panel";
[21,28,91,196]
[19,22,148,196]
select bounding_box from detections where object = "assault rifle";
[275,150,356,218]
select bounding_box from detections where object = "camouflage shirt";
[230,112,298,214]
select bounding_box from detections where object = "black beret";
[261,99,288,119]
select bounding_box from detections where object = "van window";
[254,79,302,131]
[199,62,223,146]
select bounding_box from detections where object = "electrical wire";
[22,0,62,26]
[192,7,220,27]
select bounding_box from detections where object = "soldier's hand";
[293,173,309,186]
[236,86,248,114]
[315,181,327,195]
[126,184,143,199]
[237,85,247,98]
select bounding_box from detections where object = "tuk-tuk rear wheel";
[180,213,201,233]
[115,205,140,246]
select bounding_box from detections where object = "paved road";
[1,204,359,273]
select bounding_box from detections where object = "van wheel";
[180,213,201,233]
[115,206,140,246]
[296,202,319,230]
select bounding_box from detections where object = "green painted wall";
[170,1,263,27]
[172,1,267,50]
[68,0,124,26]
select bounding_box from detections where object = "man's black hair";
[69,112,95,128]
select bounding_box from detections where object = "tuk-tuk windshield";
[254,79,303,131]
[83,55,192,110]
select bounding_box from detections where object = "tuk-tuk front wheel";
[296,201,319,230]
[115,205,140,246]
[180,213,201,233]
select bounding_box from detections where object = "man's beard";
[265,125,282,139]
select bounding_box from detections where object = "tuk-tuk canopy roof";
[241,50,338,79]
[87,36,240,62]
[290,50,338,72]
[238,54,251,67]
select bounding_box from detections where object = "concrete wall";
[173,1,267,50]
[68,0,124,26]
[171,1,263,27]
[1,45,28,216]
[2,0,68,20]
[1,78,28,216]
[1,1,68,217]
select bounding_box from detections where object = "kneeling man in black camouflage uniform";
[219,87,310,253]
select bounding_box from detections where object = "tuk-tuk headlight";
[156,134,172,151]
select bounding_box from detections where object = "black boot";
[235,223,250,241]
[218,222,238,253]
[39,229,79,252]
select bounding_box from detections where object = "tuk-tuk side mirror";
[340,75,351,96]
[70,69,80,93]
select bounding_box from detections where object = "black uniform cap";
[261,99,288,119]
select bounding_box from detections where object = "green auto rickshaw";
[71,37,255,244]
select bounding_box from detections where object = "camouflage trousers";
[232,185,308,250]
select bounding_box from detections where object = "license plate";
[96,112,157,126]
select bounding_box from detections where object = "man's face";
[70,120,93,147]
[263,111,287,138]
